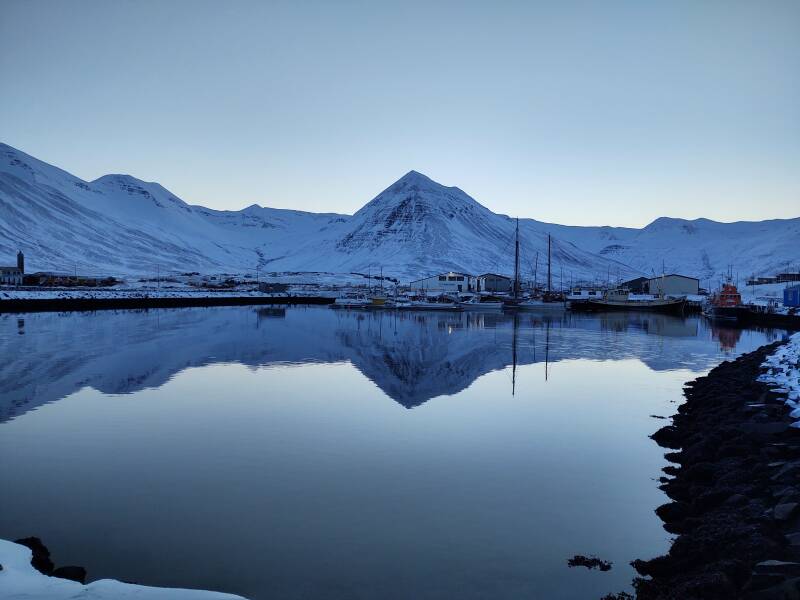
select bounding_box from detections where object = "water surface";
[0,307,789,599]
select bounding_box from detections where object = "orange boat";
[709,281,747,321]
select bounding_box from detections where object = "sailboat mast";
[547,234,552,293]
[514,218,521,299]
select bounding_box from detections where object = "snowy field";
[758,332,800,427]
[0,539,247,600]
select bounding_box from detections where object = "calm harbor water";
[0,306,791,599]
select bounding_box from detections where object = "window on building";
[438,276,446,281]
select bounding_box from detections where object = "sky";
[1,0,798,227]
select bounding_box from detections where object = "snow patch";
[0,539,248,599]
[757,333,800,426]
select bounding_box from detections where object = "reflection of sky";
[0,308,790,599]
[3,358,679,599]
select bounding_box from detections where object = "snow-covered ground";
[758,332,800,427]
[0,539,247,599]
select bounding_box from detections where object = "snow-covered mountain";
[0,142,796,282]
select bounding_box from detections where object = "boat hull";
[582,298,686,314]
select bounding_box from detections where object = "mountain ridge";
[1,142,797,282]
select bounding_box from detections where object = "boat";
[706,280,748,321]
[331,293,371,308]
[584,289,686,314]
[409,299,461,311]
[566,288,604,310]
[458,295,503,310]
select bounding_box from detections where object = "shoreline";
[0,295,334,313]
[0,537,247,599]
[633,338,800,598]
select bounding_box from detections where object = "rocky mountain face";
[1,142,797,283]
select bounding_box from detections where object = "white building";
[409,272,475,293]
[0,251,24,285]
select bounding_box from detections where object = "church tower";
[17,250,24,273]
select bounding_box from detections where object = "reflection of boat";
[409,300,461,311]
[584,289,686,314]
[332,293,371,308]
[517,298,565,311]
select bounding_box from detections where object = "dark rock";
[651,425,683,449]
[13,537,54,575]
[566,554,612,571]
[739,422,790,436]
[775,503,800,521]
[52,565,87,584]
[749,576,800,599]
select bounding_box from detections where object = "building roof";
[648,274,700,282]
[477,273,511,280]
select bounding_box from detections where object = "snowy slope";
[260,170,636,281]
[0,142,796,282]
[548,216,800,284]
[0,539,247,599]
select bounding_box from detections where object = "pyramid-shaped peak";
[398,170,433,183]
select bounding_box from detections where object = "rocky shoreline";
[633,341,800,599]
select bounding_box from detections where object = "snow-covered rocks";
[758,332,800,426]
[0,539,247,599]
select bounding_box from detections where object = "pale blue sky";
[1,0,798,226]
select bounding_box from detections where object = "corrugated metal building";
[785,285,800,308]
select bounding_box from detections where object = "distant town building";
[785,285,800,308]
[476,273,511,293]
[409,272,475,293]
[621,273,699,296]
[648,274,700,296]
[777,273,800,283]
[0,250,24,285]
[620,276,650,294]
[746,276,778,286]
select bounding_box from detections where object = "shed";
[785,285,800,308]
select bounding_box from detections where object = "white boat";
[566,288,604,310]
[409,301,460,311]
[331,293,371,308]
[458,295,503,310]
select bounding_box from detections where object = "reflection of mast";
[512,312,519,395]
[545,320,551,381]
[513,218,521,299]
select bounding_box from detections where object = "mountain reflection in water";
[0,306,787,421]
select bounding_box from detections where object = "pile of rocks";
[633,342,800,599]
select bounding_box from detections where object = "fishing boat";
[706,280,747,321]
[407,293,462,311]
[458,295,503,310]
[566,288,604,310]
[585,289,686,314]
[331,293,371,308]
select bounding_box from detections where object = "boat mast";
[514,218,521,299]
[547,234,552,293]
